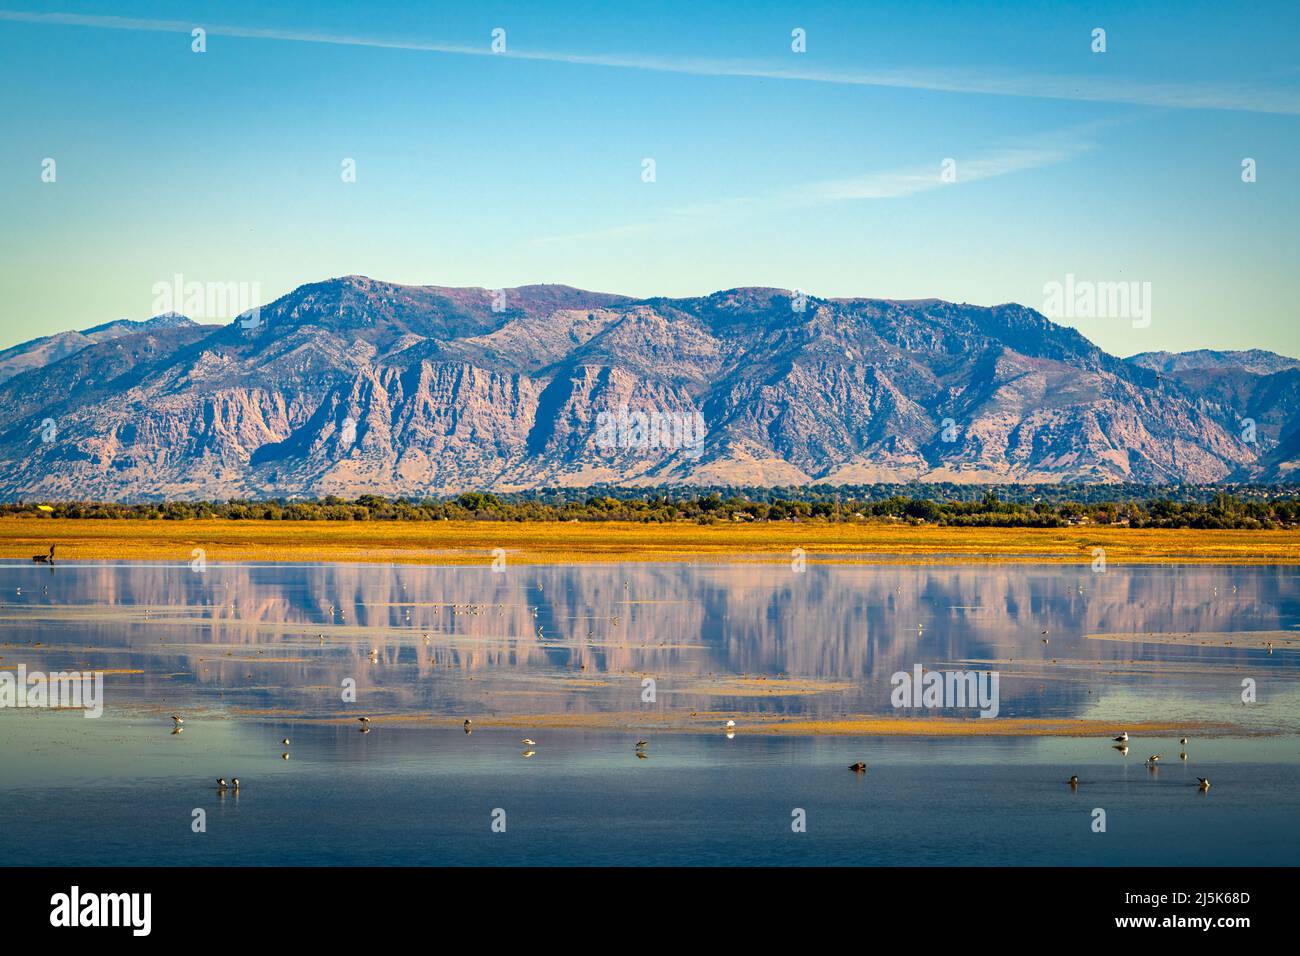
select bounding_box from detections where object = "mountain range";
[0,276,1295,500]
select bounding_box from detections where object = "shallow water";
[0,560,1297,865]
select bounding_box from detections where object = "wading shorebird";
[171,715,184,726]
[1146,754,1162,767]
[1113,732,1128,742]
[636,740,649,749]
[32,544,55,564]
[1179,736,1189,745]
[216,778,228,790]
[522,738,536,746]
[1198,777,1211,791]
[464,719,473,733]
[281,738,290,746]
[849,762,868,773]
[725,719,736,729]
[358,717,371,727]
[1068,775,1079,788]
[231,777,240,791]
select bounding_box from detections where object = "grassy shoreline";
[2,517,1299,564]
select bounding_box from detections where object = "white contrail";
[533,140,1092,245]
[2,9,1297,115]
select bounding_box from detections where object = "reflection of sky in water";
[1,716,1298,866]
[1,561,1297,865]
[0,562,1296,726]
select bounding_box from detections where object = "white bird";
[231,777,240,790]
[1179,736,1188,745]
[1112,732,1128,742]
[358,717,371,725]
[1146,754,1162,765]
[171,715,184,726]
[216,777,228,790]
[1197,777,1210,791]
[522,738,536,746]
[281,738,290,746]
[725,719,736,729]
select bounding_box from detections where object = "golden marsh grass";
[1,517,1298,565]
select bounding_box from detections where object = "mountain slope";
[1124,348,1300,479]
[0,278,1285,500]
[0,313,195,384]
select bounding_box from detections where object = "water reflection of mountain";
[3,562,1295,721]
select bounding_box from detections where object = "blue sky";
[1,0,1297,357]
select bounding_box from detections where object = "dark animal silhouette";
[32,545,54,564]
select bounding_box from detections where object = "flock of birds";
[1065,730,1210,791]
[161,591,1217,799]
[172,709,745,789]
[175,706,1213,795]
[841,728,1213,792]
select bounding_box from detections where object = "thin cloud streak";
[532,142,1091,245]
[3,9,1298,115]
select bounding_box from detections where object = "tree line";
[5,488,1299,529]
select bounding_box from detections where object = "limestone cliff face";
[0,276,1288,500]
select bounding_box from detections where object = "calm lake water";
[1,560,1297,865]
